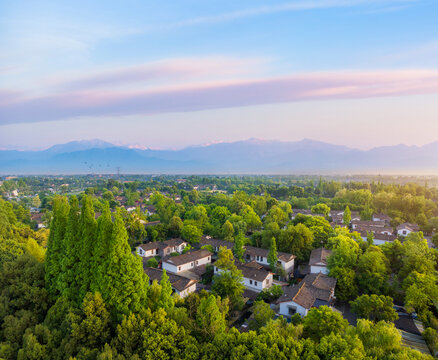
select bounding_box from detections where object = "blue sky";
[1,0,438,150]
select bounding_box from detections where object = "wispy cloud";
[52,56,267,91]
[2,68,438,125]
[162,0,419,30]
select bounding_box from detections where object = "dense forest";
[0,176,437,359]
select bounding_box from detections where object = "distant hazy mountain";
[1,139,437,174]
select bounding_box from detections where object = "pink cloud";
[51,56,266,91]
[1,69,438,125]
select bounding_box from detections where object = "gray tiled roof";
[163,249,211,266]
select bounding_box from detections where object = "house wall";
[397,229,411,236]
[247,254,269,266]
[279,301,308,317]
[280,258,295,273]
[137,247,158,257]
[175,283,197,298]
[374,239,388,245]
[162,262,179,274]
[163,256,211,274]
[242,273,273,292]
[158,243,187,257]
[310,265,329,275]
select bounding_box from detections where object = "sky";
[1,0,438,150]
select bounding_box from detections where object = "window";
[246,254,250,260]
[403,230,407,235]
[178,266,181,271]
[254,281,258,286]
[196,261,198,265]
[215,267,218,272]
[191,262,194,267]
[288,306,297,315]
[256,255,259,261]
[250,280,253,285]
[208,257,210,261]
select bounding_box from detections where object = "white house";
[199,236,234,252]
[162,249,212,274]
[277,273,336,317]
[136,238,188,258]
[372,213,391,224]
[244,246,295,275]
[214,261,273,292]
[351,220,386,230]
[359,232,397,245]
[397,223,420,237]
[144,267,197,298]
[308,248,332,275]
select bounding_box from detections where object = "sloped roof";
[163,249,211,266]
[200,237,234,250]
[144,267,197,292]
[397,223,420,232]
[244,246,295,263]
[277,273,336,308]
[309,248,332,266]
[237,263,272,282]
[138,238,186,252]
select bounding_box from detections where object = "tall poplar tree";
[45,195,69,298]
[61,196,81,302]
[91,202,113,293]
[268,237,278,272]
[232,232,245,262]
[78,194,97,300]
[158,269,174,311]
[343,206,352,226]
[101,210,148,316]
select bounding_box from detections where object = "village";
[1,175,437,357]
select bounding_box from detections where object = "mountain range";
[1,139,438,175]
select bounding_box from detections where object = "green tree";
[158,269,174,312]
[404,271,438,314]
[350,294,398,322]
[329,266,357,302]
[356,246,389,295]
[303,306,348,341]
[212,247,244,308]
[45,195,69,298]
[343,206,351,225]
[101,210,148,316]
[196,295,226,341]
[60,196,81,302]
[311,203,331,218]
[267,237,278,272]
[232,232,245,261]
[181,224,203,244]
[222,220,234,241]
[366,231,374,246]
[168,215,183,238]
[70,292,111,351]
[91,203,113,294]
[241,205,262,232]
[78,195,97,300]
[249,300,275,331]
[146,257,158,268]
